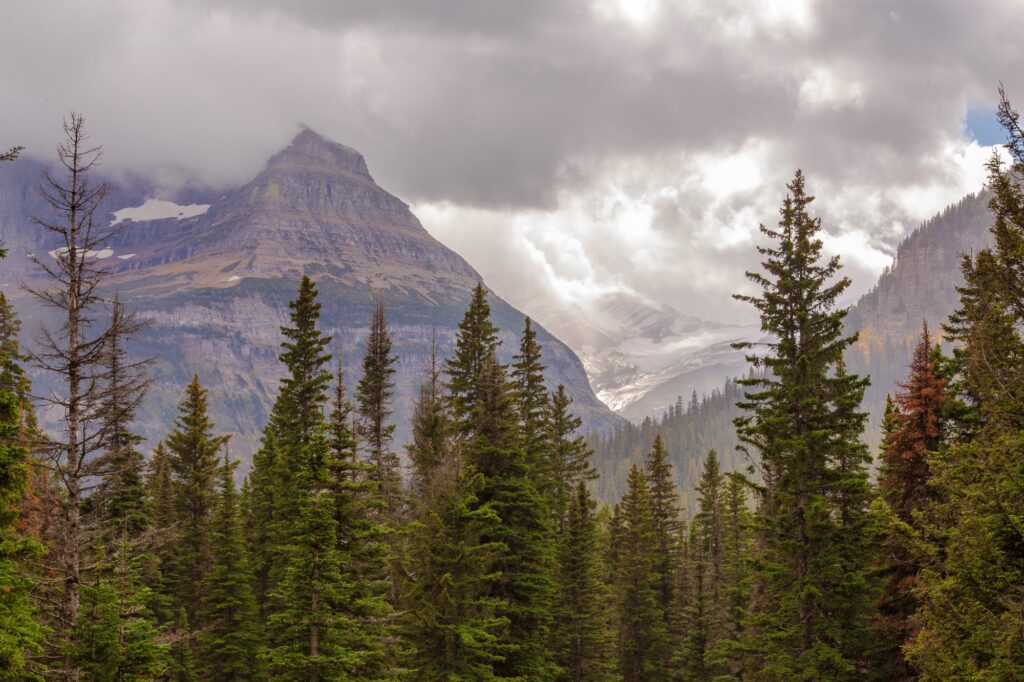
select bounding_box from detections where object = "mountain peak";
[265,126,372,181]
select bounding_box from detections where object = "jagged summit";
[265,127,373,183]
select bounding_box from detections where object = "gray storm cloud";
[0,0,1017,324]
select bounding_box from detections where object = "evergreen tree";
[873,324,947,681]
[733,171,874,679]
[164,375,230,626]
[907,89,1024,678]
[0,229,45,675]
[354,301,401,606]
[611,465,669,682]
[198,453,258,679]
[551,482,617,682]
[406,334,448,495]
[706,471,752,679]
[248,276,332,612]
[679,448,729,675]
[94,298,151,541]
[644,435,683,618]
[327,351,395,680]
[546,385,597,531]
[467,352,557,680]
[70,532,168,680]
[262,429,363,681]
[510,317,551,489]
[356,300,400,512]
[445,283,501,435]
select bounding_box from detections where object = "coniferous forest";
[5,88,1024,680]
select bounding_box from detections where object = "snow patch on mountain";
[111,198,210,225]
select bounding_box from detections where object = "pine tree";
[511,317,551,490]
[611,465,669,682]
[356,300,400,512]
[644,435,683,619]
[445,283,501,435]
[354,301,401,606]
[327,351,395,680]
[733,171,874,679]
[546,385,597,531]
[197,453,258,679]
[71,531,168,680]
[407,333,449,496]
[164,375,230,627]
[706,471,752,679]
[873,324,947,680]
[94,298,151,541]
[401,463,508,680]
[261,429,360,681]
[551,482,617,682]
[468,352,557,680]
[678,450,729,680]
[248,276,332,612]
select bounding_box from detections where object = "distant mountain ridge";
[0,129,621,465]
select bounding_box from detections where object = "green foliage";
[468,352,558,681]
[551,482,617,682]
[611,465,670,682]
[445,282,501,435]
[546,385,597,531]
[70,535,169,680]
[0,302,44,676]
[197,454,259,679]
[907,92,1024,679]
[733,171,875,679]
[164,374,230,626]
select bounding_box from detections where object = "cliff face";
[1,130,621,465]
[844,191,993,445]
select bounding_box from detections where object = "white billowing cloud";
[1,0,1019,332]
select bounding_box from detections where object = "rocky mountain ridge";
[0,129,621,465]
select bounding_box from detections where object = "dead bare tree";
[25,113,148,681]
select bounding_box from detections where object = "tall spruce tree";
[164,375,229,627]
[546,385,597,531]
[644,435,683,619]
[610,465,669,682]
[261,429,357,681]
[406,333,449,495]
[354,301,401,606]
[197,453,258,679]
[445,283,501,435]
[356,300,400,511]
[551,482,617,682]
[247,276,332,612]
[733,171,873,679]
[510,317,551,490]
[467,352,557,680]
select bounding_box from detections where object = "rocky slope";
[844,191,993,445]
[0,129,621,465]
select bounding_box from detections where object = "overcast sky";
[2,0,1019,326]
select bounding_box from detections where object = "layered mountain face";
[531,291,760,421]
[1,129,621,464]
[844,191,993,444]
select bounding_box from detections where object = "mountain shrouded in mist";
[0,128,621,464]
